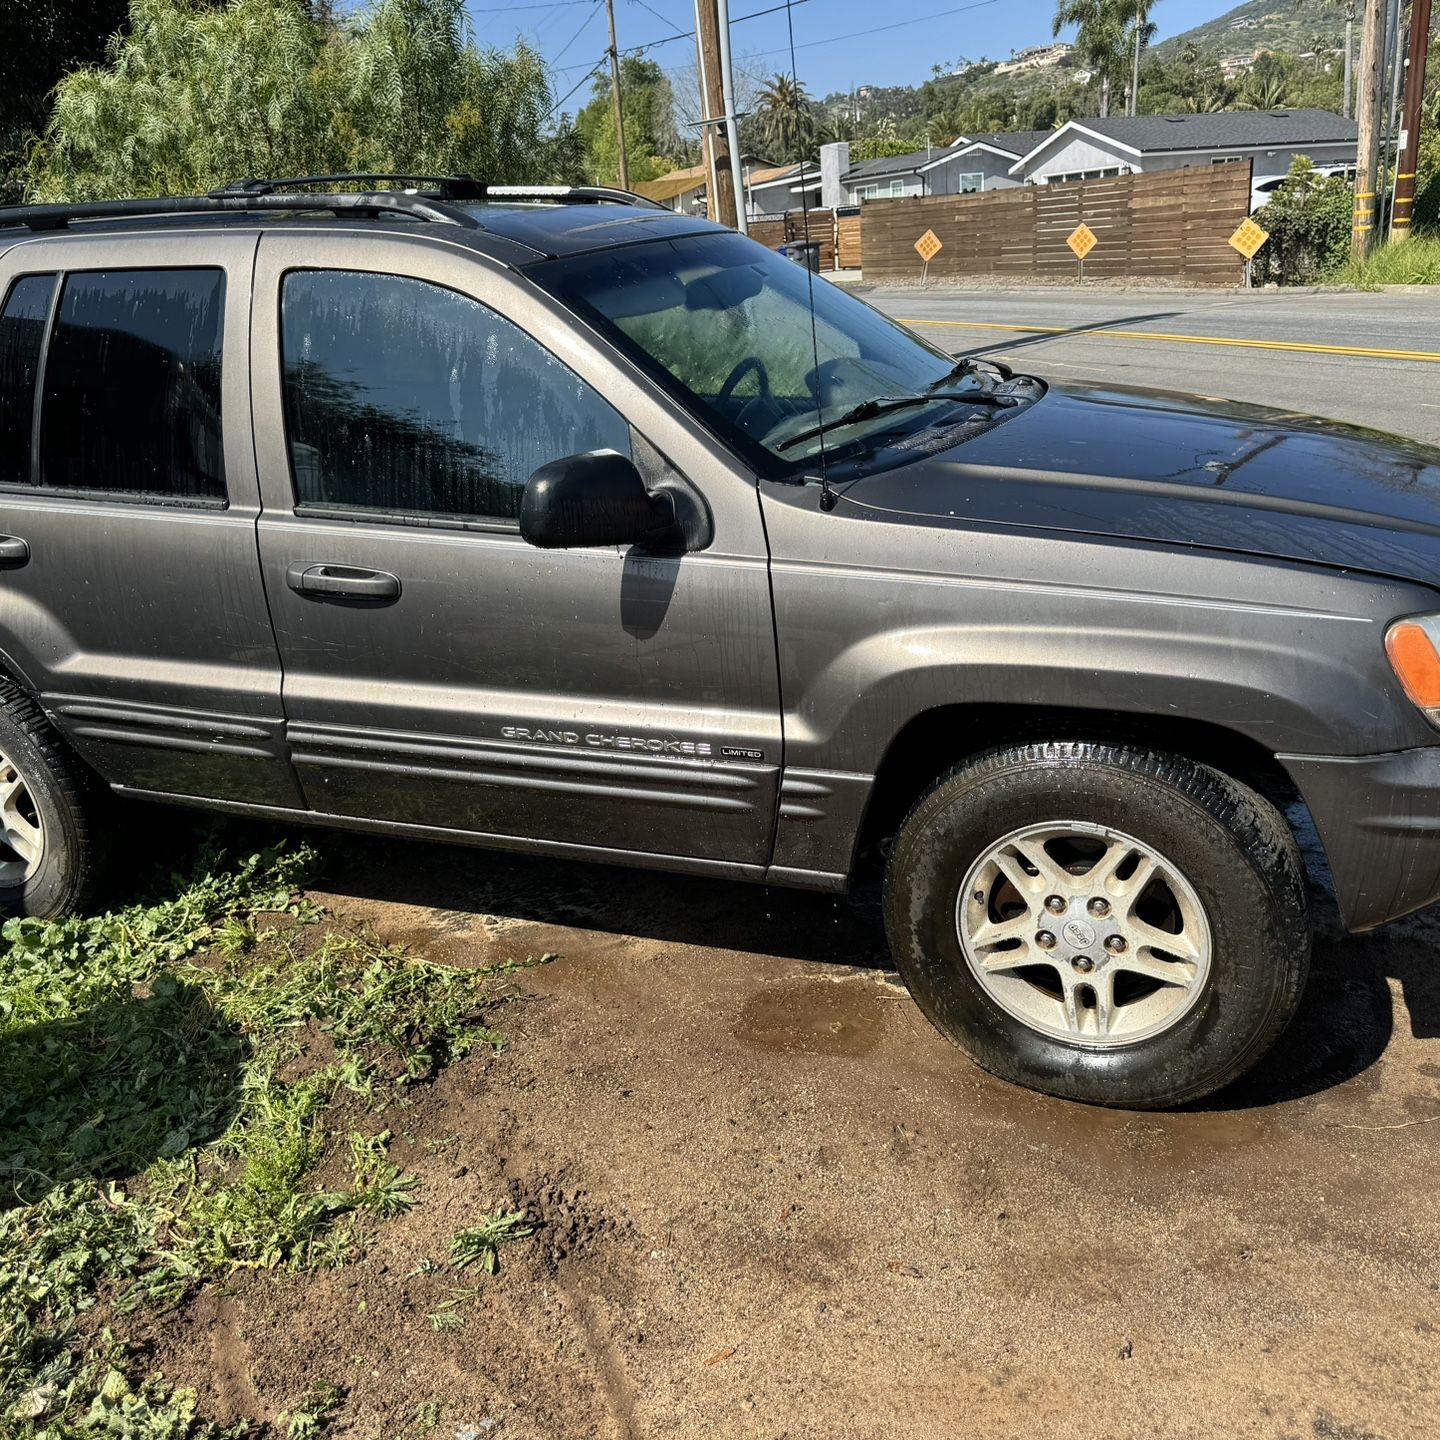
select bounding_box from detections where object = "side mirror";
[519,451,681,552]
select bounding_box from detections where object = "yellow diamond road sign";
[914,229,943,263]
[1229,217,1270,260]
[1067,223,1098,260]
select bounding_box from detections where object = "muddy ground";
[143,832,1440,1440]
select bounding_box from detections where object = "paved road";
[862,286,1440,446]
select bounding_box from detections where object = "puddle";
[735,977,887,1058]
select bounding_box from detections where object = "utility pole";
[1343,5,1355,118]
[1392,0,1435,241]
[695,0,739,228]
[1352,0,1387,259]
[605,0,629,191]
[715,0,749,233]
[1380,0,1405,237]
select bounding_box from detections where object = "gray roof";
[841,129,1054,183]
[1043,108,1357,157]
[956,130,1054,158]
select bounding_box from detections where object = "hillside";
[814,0,1346,126]
[1152,0,1345,63]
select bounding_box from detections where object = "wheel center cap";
[1062,917,1097,950]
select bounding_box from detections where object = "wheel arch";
[854,701,1304,875]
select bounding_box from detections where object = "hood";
[839,380,1440,587]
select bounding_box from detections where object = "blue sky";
[465,0,1237,109]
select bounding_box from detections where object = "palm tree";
[1052,0,1131,118]
[1303,0,1356,116]
[1123,2,1158,117]
[755,73,815,163]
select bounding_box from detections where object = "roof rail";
[211,173,488,200]
[212,175,668,210]
[0,190,481,232]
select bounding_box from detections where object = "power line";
[627,0,690,36]
[473,1,599,11]
[548,0,604,67]
[749,0,1003,59]
[549,0,810,72]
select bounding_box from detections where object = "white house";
[1009,109,1357,187]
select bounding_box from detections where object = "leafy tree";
[756,73,817,163]
[0,0,130,201]
[575,56,676,185]
[27,0,561,202]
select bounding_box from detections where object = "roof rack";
[213,175,666,209]
[0,176,667,233]
[211,173,488,200]
[0,189,481,232]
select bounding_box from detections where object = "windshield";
[532,231,1008,477]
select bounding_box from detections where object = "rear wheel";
[0,678,100,918]
[883,741,1309,1108]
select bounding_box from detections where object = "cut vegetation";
[0,831,538,1438]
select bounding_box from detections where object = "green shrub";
[1254,155,1354,285]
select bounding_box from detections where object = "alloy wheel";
[956,821,1212,1048]
[0,747,44,885]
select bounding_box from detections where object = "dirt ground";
[140,831,1440,1440]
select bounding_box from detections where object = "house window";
[1047,167,1123,183]
[889,179,904,196]
[958,172,984,193]
[1211,155,1243,164]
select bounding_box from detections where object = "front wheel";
[883,742,1309,1108]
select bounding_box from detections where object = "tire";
[883,741,1309,1108]
[0,675,101,918]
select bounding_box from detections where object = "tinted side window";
[0,275,56,487]
[39,269,226,500]
[281,270,630,524]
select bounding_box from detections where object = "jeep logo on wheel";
[1062,918,1097,951]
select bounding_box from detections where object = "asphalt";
[861,286,1440,446]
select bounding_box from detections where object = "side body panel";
[250,230,782,869]
[759,480,1439,883]
[0,230,300,806]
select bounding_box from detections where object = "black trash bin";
[780,240,821,273]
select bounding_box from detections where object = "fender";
[760,489,1440,882]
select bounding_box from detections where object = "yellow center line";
[897,317,1440,364]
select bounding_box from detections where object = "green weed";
[1330,234,1440,288]
[0,834,535,1437]
[450,1210,534,1276]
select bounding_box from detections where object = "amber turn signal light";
[1385,620,1440,711]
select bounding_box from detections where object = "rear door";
[250,230,781,873]
[0,230,298,808]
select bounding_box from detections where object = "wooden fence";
[748,207,836,271]
[858,163,1252,284]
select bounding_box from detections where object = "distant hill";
[1151,0,1346,63]
[810,0,1346,136]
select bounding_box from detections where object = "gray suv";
[3,176,1440,1108]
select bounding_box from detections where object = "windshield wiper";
[776,388,1015,454]
[926,354,1015,392]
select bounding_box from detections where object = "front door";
[250,231,781,873]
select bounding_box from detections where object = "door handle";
[0,535,29,568]
[286,562,401,601]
